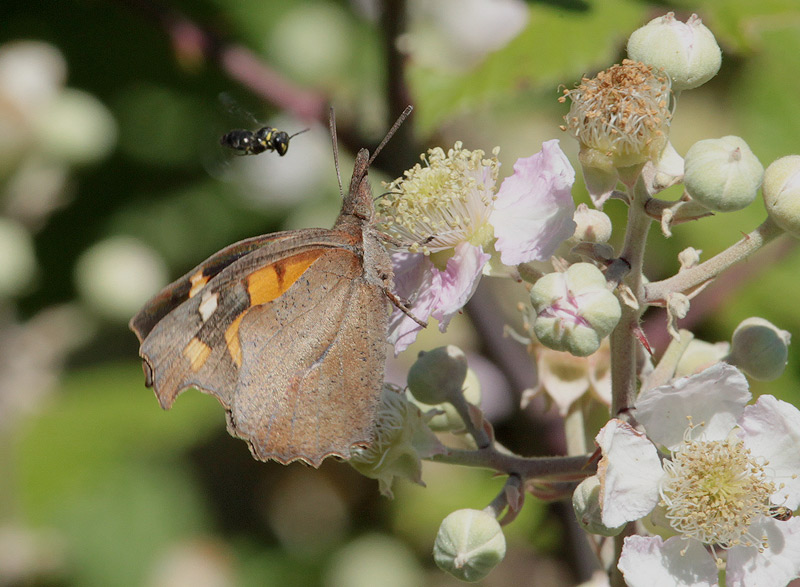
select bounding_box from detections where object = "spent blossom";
[594,363,800,586]
[561,60,672,206]
[377,140,575,352]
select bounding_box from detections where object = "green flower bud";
[409,367,482,433]
[407,345,468,405]
[572,204,612,243]
[728,317,791,381]
[573,476,625,536]
[433,509,506,582]
[531,263,621,357]
[627,13,722,92]
[684,136,763,212]
[763,155,800,238]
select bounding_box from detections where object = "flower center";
[659,434,775,549]
[376,142,500,254]
[560,59,672,168]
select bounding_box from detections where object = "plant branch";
[428,447,594,480]
[610,174,652,416]
[643,217,786,304]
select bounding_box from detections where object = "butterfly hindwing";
[231,248,390,465]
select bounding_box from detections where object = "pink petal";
[387,252,437,354]
[490,139,576,265]
[430,242,489,330]
[387,244,489,353]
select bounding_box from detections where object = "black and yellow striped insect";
[220,126,308,157]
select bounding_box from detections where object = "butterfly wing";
[130,230,389,466]
[233,248,389,465]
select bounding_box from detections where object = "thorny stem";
[484,474,523,520]
[610,174,652,416]
[644,217,786,304]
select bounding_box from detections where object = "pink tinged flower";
[490,139,576,266]
[618,535,719,587]
[388,243,489,354]
[377,141,576,353]
[595,419,663,528]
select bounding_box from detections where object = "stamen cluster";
[377,142,500,253]
[659,434,775,550]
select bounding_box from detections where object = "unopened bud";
[763,155,800,238]
[728,317,791,381]
[410,367,482,433]
[407,345,468,405]
[573,476,625,536]
[433,509,506,582]
[531,263,621,357]
[684,136,763,212]
[572,204,612,243]
[627,13,722,92]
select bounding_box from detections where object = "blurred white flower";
[75,236,168,322]
[0,217,36,297]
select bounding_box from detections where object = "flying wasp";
[220,126,309,157]
[217,92,308,157]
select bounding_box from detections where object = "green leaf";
[409,0,647,131]
[15,362,221,521]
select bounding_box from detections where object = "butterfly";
[130,107,420,467]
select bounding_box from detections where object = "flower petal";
[635,362,750,451]
[618,535,719,587]
[726,517,800,587]
[596,419,662,527]
[490,139,576,265]
[430,242,489,330]
[388,252,438,354]
[738,395,800,509]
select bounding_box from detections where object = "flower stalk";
[610,173,652,416]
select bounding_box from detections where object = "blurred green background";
[1,1,799,585]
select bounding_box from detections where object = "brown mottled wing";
[131,235,389,467]
[232,249,389,466]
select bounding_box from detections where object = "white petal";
[726,517,800,587]
[635,363,750,450]
[596,419,662,527]
[738,395,800,509]
[618,535,719,587]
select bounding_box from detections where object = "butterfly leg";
[383,290,428,328]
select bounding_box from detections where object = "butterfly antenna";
[329,107,344,198]
[368,105,413,167]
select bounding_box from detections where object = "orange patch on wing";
[183,337,212,371]
[222,250,327,368]
[189,270,210,298]
[246,249,326,305]
[224,314,245,367]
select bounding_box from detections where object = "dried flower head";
[561,60,672,171]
